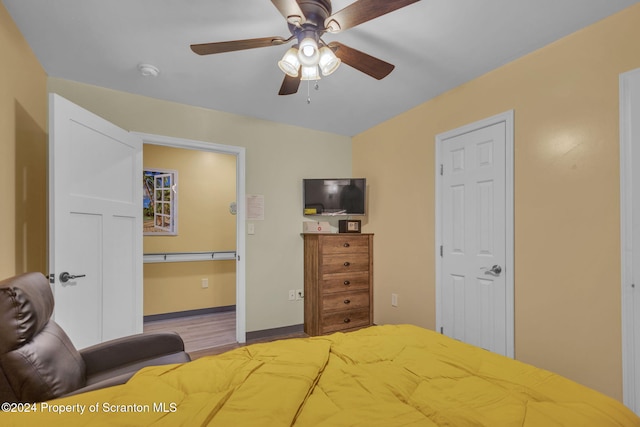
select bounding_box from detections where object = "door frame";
[435,110,515,357]
[620,67,640,413]
[134,132,247,344]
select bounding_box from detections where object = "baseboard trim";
[246,324,304,342]
[143,305,235,323]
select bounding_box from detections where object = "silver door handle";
[59,272,86,283]
[482,265,502,275]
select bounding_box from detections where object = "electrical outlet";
[201,278,209,289]
[391,293,398,307]
[288,290,296,301]
[296,289,304,300]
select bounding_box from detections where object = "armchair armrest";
[80,332,188,377]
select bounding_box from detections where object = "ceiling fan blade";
[278,73,301,95]
[191,36,288,55]
[328,42,394,80]
[325,0,421,33]
[271,0,306,26]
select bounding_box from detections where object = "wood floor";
[143,311,307,360]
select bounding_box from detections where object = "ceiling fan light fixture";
[297,37,319,67]
[318,46,341,76]
[189,0,420,96]
[300,65,321,81]
[278,47,300,77]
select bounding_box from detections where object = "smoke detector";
[138,64,160,77]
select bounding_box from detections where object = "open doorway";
[135,132,246,348]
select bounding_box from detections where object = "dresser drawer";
[321,254,369,274]
[321,309,370,334]
[322,236,369,254]
[322,290,369,312]
[322,272,370,294]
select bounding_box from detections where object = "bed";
[4,324,639,426]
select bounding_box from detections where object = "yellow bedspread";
[3,324,639,426]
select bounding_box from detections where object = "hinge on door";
[237,255,241,262]
[440,327,443,334]
[440,164,443,176]
[440,245,443,257]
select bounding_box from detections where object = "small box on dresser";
[302,233,373,336]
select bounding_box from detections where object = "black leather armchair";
[0,272,191,403]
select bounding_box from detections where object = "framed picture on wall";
[143,168,178,235]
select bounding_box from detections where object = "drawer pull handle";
[344,299,351,304]
[344,318,351,323]
[343,262,350,267]
[343,280,351,286]
[343,242,350,247]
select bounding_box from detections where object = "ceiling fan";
[190,0,421,95]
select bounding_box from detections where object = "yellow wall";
[0,4,47,279]
[144,261,236,315]
[143,144,237,315]
[353,4,640,400]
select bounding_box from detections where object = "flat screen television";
[303,178,366,216]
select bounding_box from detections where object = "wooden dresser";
[302,233,373,336]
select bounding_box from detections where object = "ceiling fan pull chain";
[306,79,320,104]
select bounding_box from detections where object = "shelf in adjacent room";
[143,251,236,264]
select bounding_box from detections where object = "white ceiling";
[4,0,638,136]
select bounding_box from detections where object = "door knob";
[59,272,86,283]
[483,265,502,276]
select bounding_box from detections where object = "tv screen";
[303,178,366,216]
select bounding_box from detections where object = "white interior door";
[621,67,640,414]
[436,111,514,357]
[49,94,142,349]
